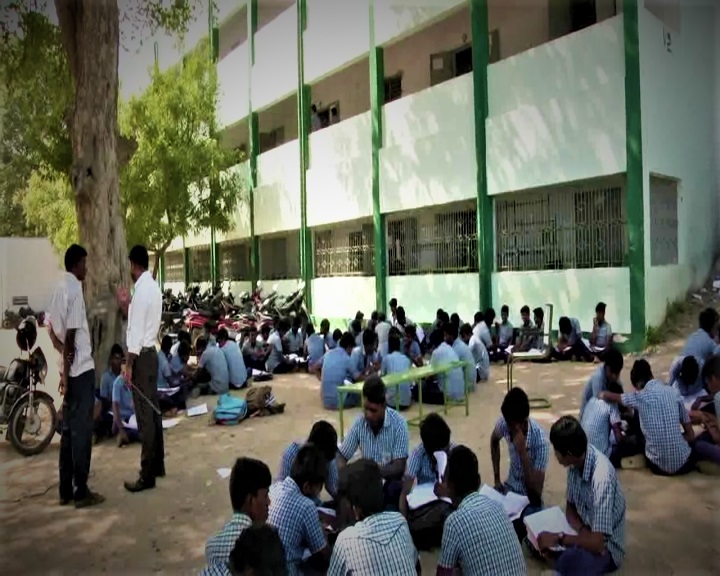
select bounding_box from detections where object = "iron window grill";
[219,240,252,281]
[189,244,212,284]
[649,176,679,266]
[259,231,300,280]
[314,221,375,277]
[164,250,185,283]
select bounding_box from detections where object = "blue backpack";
[213,393,248,426]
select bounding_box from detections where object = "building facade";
[162,0,720,349]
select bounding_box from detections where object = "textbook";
[523,506,577,552]
[478,484,530,521]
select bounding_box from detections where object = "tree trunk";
[55,0,128,380]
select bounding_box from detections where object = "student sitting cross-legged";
[268,444,330,575]
[228,524,287,576]
[578,348,624,420]
[581,380,624,460]
[490,387,549,539]
[315,332,364,410]
[537,416,626,576]
[351,329,382,377]
[416,327,464,405]
[688,356,720,470]
[285,316,305,356]
[96,344,124,439]
[217,328,250,390]
[402,324,424,367]
[266,320,294,374]
[337,376,409,511]
[382,331,413,410]
[191,336,230,397]
[201,457,272,576]
[305,323,325,372]
[157,336,186,414]
[450,321,476,393]
[682,307,719,364]
[112,370,138,448]
[277,420,340,502]
[460,322,490,385]
[668,354,704,404]
[436,445,526,576]
[514,305,536,353]
[329,459,420,576]
[553,316,593,362]
[496,304,515,351]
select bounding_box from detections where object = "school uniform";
[592,321,613,350]
[468,335,490,382]
[201,512,252,576]
[381,351,413,408]
[498,321,515,348]
[220,341,249,389]
[278,440,339,498]
[339,408,409,466]
[581,397,622,457]
[452,338,476,393]
[553,317,592,361]
[555,445,625,575]
[493,416,549,499]
[579,365,619,420]
[428,343,464,403]
[406,443,456,485]
[668,354,705,398]
[306,333,325,370]
[682,328,716,364]
[285,329,304,354]
[266,331,289,374]
[319,348,360,410]
[350,346,381,376]
[324,332,337,350]
[197,345,230,395]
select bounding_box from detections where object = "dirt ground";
[2,298,720,575]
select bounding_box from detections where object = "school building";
[161,0,720,349]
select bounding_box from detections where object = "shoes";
[74,491,106,509]
[124,477,156,493]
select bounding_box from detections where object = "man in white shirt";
[48,244,104,508]
[123,245,164,493]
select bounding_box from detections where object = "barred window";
[164,250,185,283]
[495,178,627,272]
[219,240,252,281]
[387,202,478,276]
[259,231,300,280]
[188,244,212,284]
[315,221,374,277]
[649,176,678,266]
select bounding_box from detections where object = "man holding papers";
[536,416,626,575]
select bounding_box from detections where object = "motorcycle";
[0,317,57,456]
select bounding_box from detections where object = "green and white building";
[161,0,720,349]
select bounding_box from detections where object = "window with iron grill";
[219,240,252,281]
[314,222,374,277]
[164,250,185,283]
[259,232,300,280]
[189,244,212,283]
[387,203,478,276]
[649,176,679,266]
[384,74,403,104]
[495,179,627,272]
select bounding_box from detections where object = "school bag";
[212,393,248,425]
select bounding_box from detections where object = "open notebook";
[478,484,530,521]
[523,506,578,552]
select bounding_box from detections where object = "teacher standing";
[123,245,164,493]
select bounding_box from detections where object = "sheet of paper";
[162,417,180,429]
[523,506,577,551]
[157,386,181,397]
[317,507,336,518]
[217,468,232,479]
[479,484,530,521]
[433,450,448,482]
[124,414,138,431]
[187,403,209,417]
[406,482,451,510]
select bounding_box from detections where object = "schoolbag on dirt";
[212,393,248,425]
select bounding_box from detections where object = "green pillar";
[369,0,387,313]
[624,0,646,347]
[210,228,218,286]
[208,0,219,287]
[470,0,492,312]
[158,253,165,290]
[248,0,260,285]
[297,0,313,310]
[183,241,191,289]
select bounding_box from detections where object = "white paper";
[251,368,269,377]
[157,386,182,397]
[406,482,451,510]
[124,414,138,431]
[317,507,336,518]
[187,403,209,417]
[479,484,530,521]
[523,506,577,551]
[433,451,448,482]
[217,467,232,479]
[162,417,180,429]
[343,379,353,385]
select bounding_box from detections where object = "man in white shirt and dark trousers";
[50,244,104,508]
[123,245,164,493]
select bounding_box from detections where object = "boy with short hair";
[285,316,304,355]
[433,325,465,402]
[515,305,535,352]
[497,304,515,349]
[581,381,624,457]
[589,302,613,361]
[316,332,362,410]
[683,307,719,363]
[228,524,287,576]
[553,316,592,362]
[217,328,249,390]
[382,332,413,409]
[351,329,382,376]
[460,322,489,384]
[406,413,454,485]
[319,319,334,350]
[579,348,624,420]
[304,323,324,371]
[448,322,475,394]
[192,336,230,396]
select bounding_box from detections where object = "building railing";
[164,250,185,284]
[314,220,374,277]
[188,244,212,284]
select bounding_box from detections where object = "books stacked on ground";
[523,506,577,552]
[478,484,530,521]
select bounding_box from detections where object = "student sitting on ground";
[157,335,173,389]
[202,321,217,347]
[285,316,304,355]
[349,319,363,348]
[668,354,704,401]
[266,320,295,374]
[689,356,720,469]
[337,376,409,510]
[228,524,287,576]
[161,340,190,413]
[112,369,138,447]
[589,302,613,361]
[490,387,549,536]
[382,331,413,410]
[202,457,272,576]
[319,319,334,350]
[460,322,490,385]
[375,311,392,355]
[406,413,455,485]
[277,420,339,501]
[315,332,363,410]
[242,326,270,371]
[157,335,186,414]
[331,328,343,350]
[483,308,506,361]
[170,329,190,357]
[472,311,492,349]
[553,316,592,362]
[683,307,719,363]
[450,322,475,393]
[351,329,382,377]
[579,348,624,419]
[304,323,325,371]
[599,359,696,476]
[191,336,230,396]
[330,459,419,575]
[530,306,546,351]
[496,304,515,350]
[367,310,379,332]
[268,444,329,574]
[514,305,536,353]
[416,329,463,405]
[538,416,626,576]
[97,344,124,438]
[435,446,526,576]
[217,328,249,390]
[581,380,624,458]
[403,324,423,366]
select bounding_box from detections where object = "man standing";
[49,244,104,508]
[123,245,164,493]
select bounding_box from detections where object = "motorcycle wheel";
[8,394,57,457]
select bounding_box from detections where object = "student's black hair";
[177,330,191,343]
[558,316,571,334]
[277,318,290,332]
[420,413,451,454]
[229,457,272,512]
[388,326,402,339]
[292,315,302,328]
[178,341,191,358]
[450,313,460,327]
[339,331,355,350]
[484,308,496,324]
[377,311,386,322]
[404,323,417,337]
[606,381,624,394]
[596,301,607,313]
[128,245,150,270]
[320,318,330,330]
[388,333,401,353]
[332,328,343,341]
[160,335,173,353]
[604,348,624,374]
[308,420,338,462]
[473,311,484,324]
[362,374,386,405]
[355,311,364,321]
[702,355,720,388]
[436,308,444,317]
[396,306,406,320]
[229,524,287,576]
[362,329,376,347]
[629,359,653,389]
[459,322,473,338]
[371,310,378,320]
[443,321,458,341]
[429,328,444,348]
[389,298,398,308]
[64,244,88,272]
[217,328,229,341]
[305,322,315,336]
[699,307,720,333]
[533,307,544,322]
[260,324,271,335]
[680,355,699,386]
[290,443,327,488]
[549,416,588,458]
[109,343,124,358]
[446,445,480,499]
[338,459,384,518]
[520,305,530,315]
[195,336,208,352]
[501,304,509,314]
[350,319,362,334]
[500,387,530,425]
[439,310,450,324]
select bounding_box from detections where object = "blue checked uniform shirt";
[201,512,252,576]
[668,355,705,397]
[328,511,418,576]
[621,380,692,474]
[452,338,476,391]
[381,351,413,407]
[494,416,549,496]
[268,477,327,576]
[593,322,612,348]
[682,328,716,364]
[566,445,626,568]
[277,440,339,498]
[581,397,621,457]
[579,365,618,420]
[438,492,526,575]
[339,408,409,465]
[406,442,456,485]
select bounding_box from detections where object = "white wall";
[217,42,250,128]
[254,141,302,235]
[639,4,719,328]
[311,277,376,320]
[387,273,479,324]
[259,278,302,297]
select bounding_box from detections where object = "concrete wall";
[312,277,377,320]
[388,273,479,324]
[255,141,302,235]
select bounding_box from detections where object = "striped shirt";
[468,335,490,382]
[581,397,621,457]
[201,512,252,576]
[580,365,617,420]
[406,443,456,485]
[493,416,549,496]
[329,511,417,576]
[277,440,339,498]
[593,321,612,348]
[682,328,716,364]
[668,355,705,397]
[438,492,526,575]
[339,408,409,465]
[381,351,413,408]
[452,338,476,391]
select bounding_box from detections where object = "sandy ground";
[1,301,720,575]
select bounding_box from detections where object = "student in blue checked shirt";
[682,307,719,363]
[330,459,420,575]
[228,524,287,576]
[578,348,624,420]
[350,329,382,377]
[268,444,330,575]
[538,416,626,576]
[436,445,526,576]
[202,458,272,576]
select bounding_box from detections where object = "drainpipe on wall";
[248,0,260,287]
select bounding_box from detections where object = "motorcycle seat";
[0,366,6,381]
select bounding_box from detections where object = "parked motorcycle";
[0,317,57,456]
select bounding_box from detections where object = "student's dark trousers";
[552,340,592,362]
[59,368,96,501]
[133,348,165,481]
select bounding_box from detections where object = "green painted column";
[624,0,646,347]
[158,254,165,290]
[296,0,313,310]
[208,0,219,287]
[470,0,492,312]
[183,241,191,289]
[369,0,387,313]
[247,0,260,285]
[210,228,218,286]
